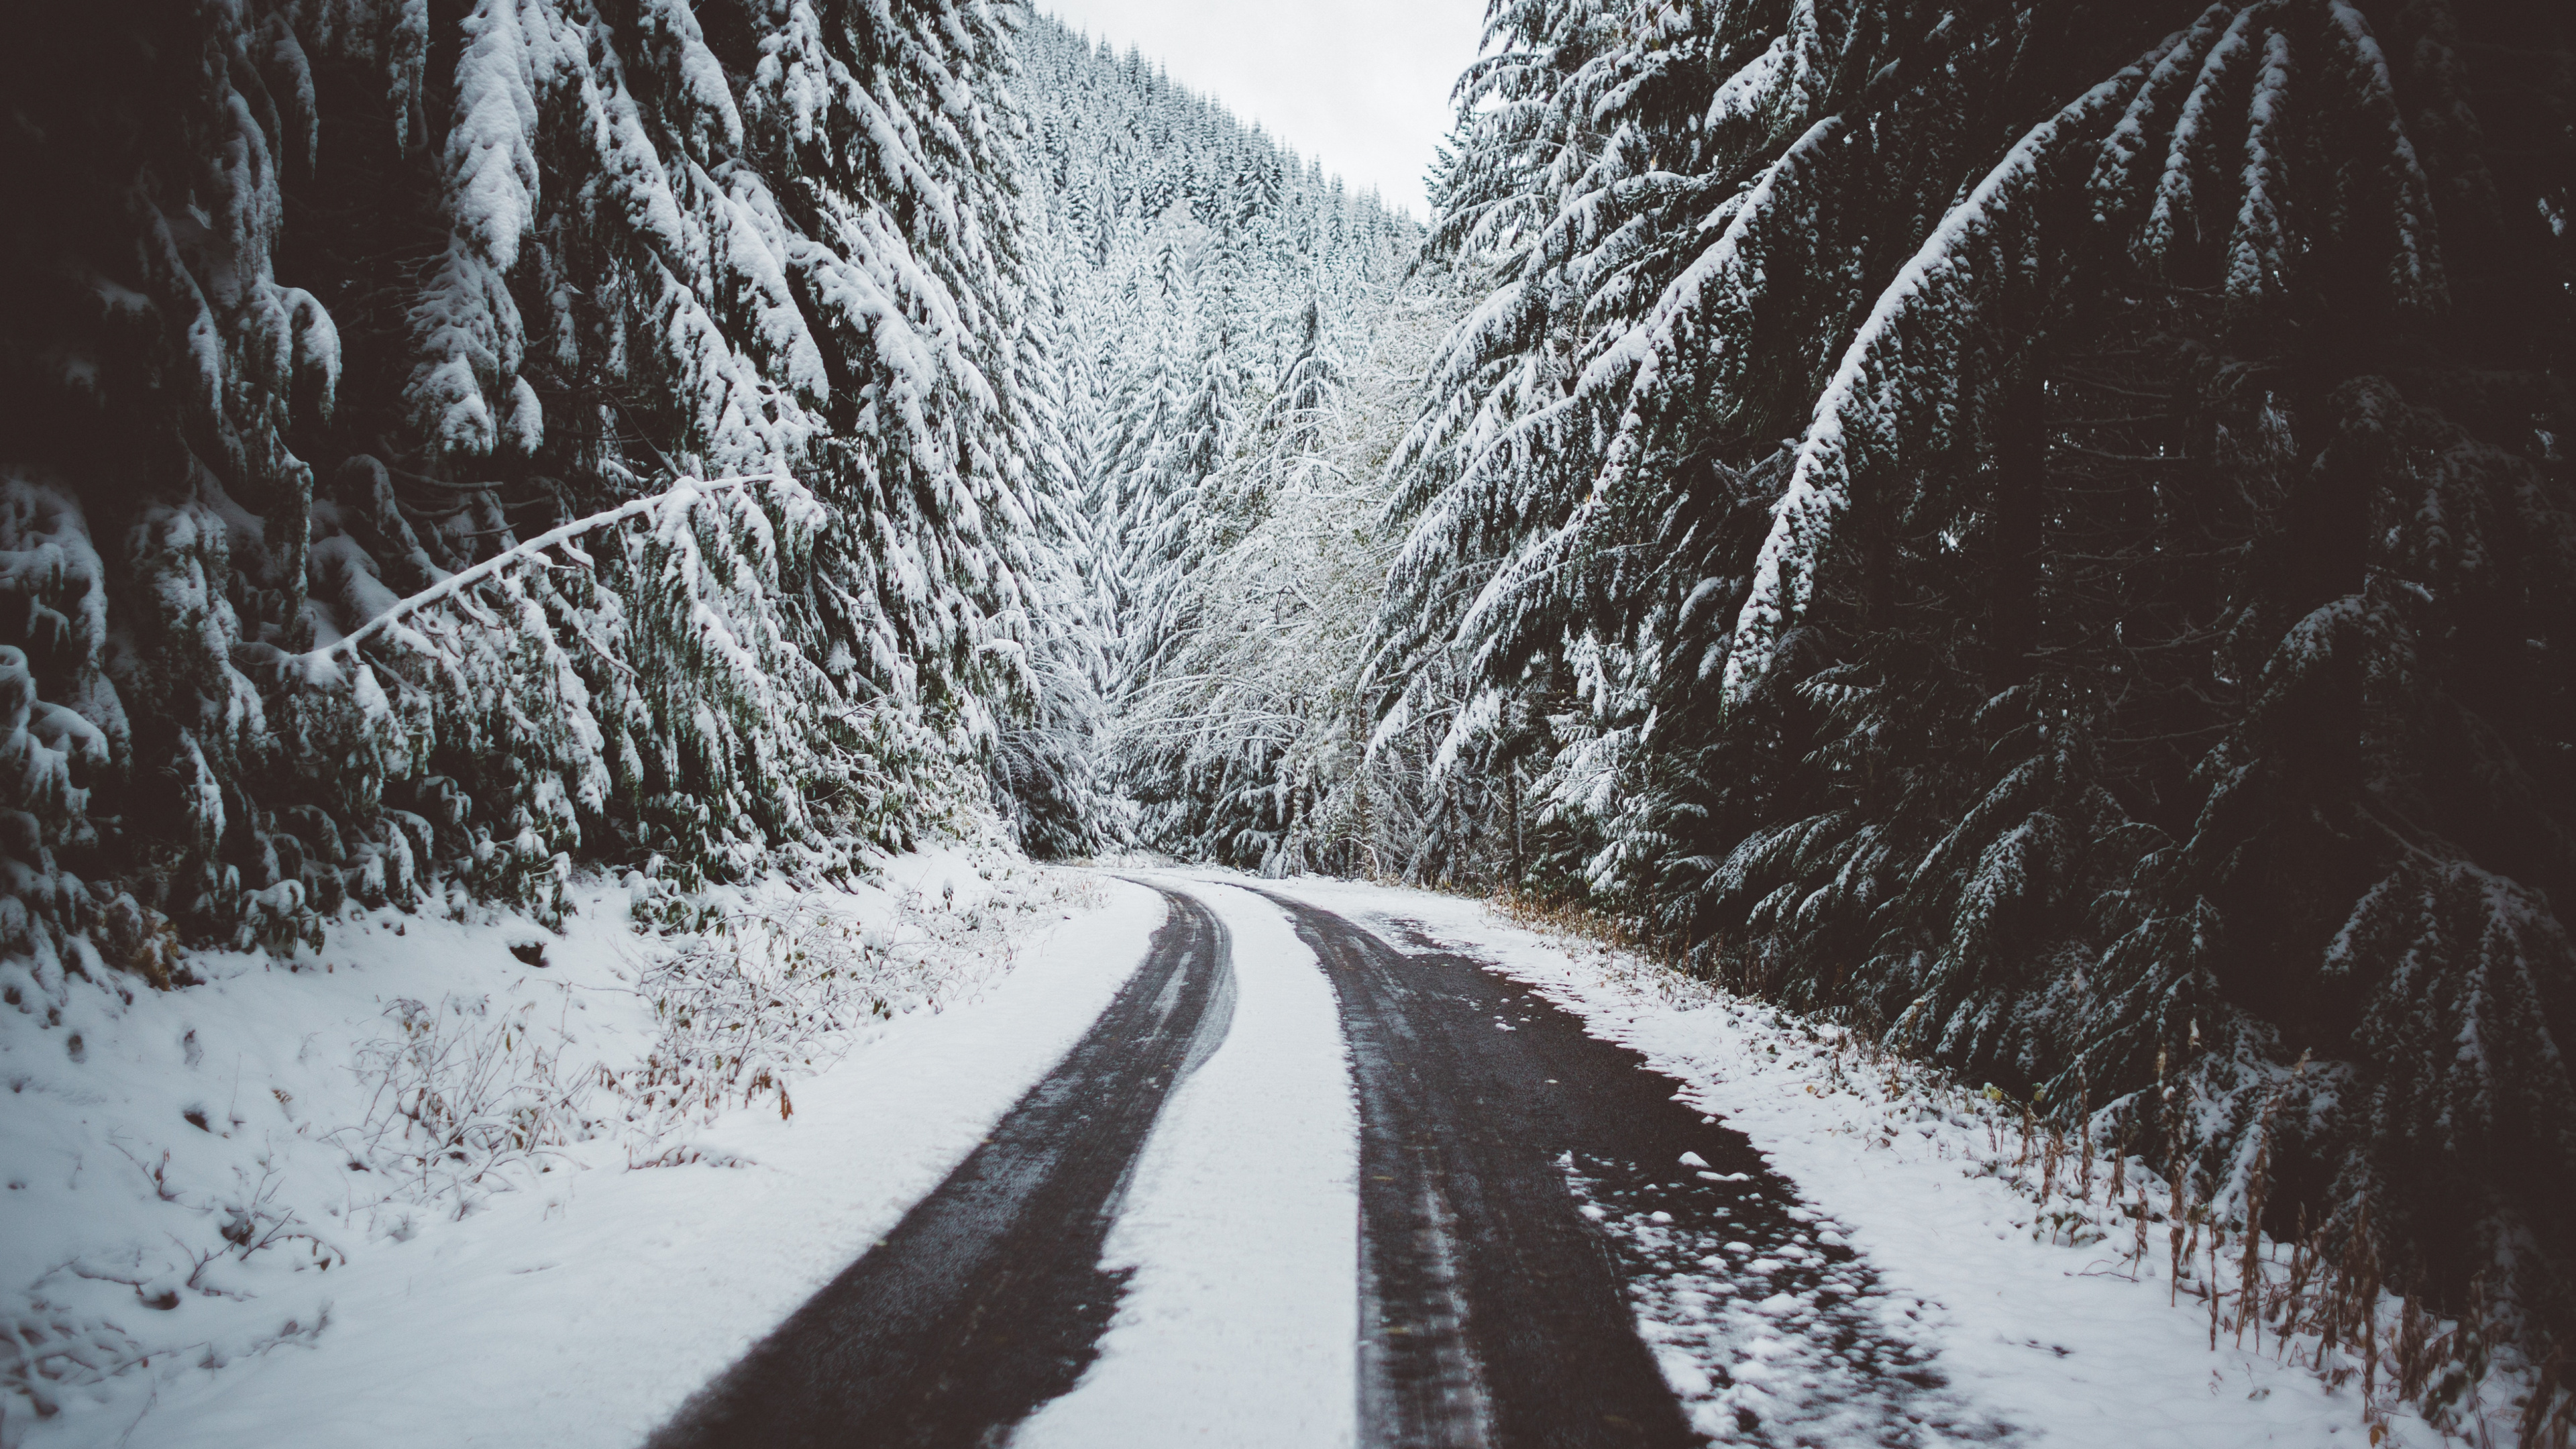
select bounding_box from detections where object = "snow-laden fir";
[1377,0,2575,1379]
[1,0,2571,1438]
[1,0,1042,969]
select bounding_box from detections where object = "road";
[647,885,1236,1449]
[648,879,1953,1448]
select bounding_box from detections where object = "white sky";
[1036,0,1490,220]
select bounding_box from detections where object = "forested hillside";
[3,0,2570,1384]
[1375,0,2575,1350]
[1004,22,1430,868]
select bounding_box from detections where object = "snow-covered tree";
[1392,0,2575,1345]
[1111,277,1468,875]
[1004,16,1422,862]
[0,0,1049,960]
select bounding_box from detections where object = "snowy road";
[1262,890,1988,1449]
[644,877,1988,1449]
[32,872,2436,1449]
[647,885,1236,1449]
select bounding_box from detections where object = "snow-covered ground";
[1256,875,2513,1449]
[3,849,1163,1449]
[12,861,2536,1448]
[1018,875,1360,1449]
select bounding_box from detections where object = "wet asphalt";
[645,881,1982,1448]
[645,885,1234,1449]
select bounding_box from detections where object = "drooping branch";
[303,474,786,661]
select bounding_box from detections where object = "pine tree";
[1394,0,2575,1341]
[1004,17,1428,869]
[0,0,1050,965]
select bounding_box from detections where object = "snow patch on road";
[1562,1167,2004,1445]
[1014,876,1360,1449]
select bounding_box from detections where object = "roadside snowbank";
[1259,875,2506,1449]
[3,849,1160,1449]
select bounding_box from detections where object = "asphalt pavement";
[645,884,1235,1449]
[647,880,1960,1448]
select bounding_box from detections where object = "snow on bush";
[0,847,1094,1434]
[607,871,1057,1147]
[332,992,599,1212]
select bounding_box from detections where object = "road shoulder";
[119,874,1169,1449]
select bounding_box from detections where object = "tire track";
[646,884,1233,1449]
[1259,891,1996,1448]
[1254,889,1699,1449]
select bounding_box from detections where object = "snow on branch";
[2322,0,2446,310]
[1719,66,2153,708]
[1582,114,1845,503]
[2224,28,2295,307]
[2135,5,2260,274]
[2088,5,2231,225]
[301,474,789,663]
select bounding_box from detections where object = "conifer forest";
[2,0,2571,1441]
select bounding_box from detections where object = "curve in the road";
[645,883,1234,1449]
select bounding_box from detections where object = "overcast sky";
[1035,0,1489,220]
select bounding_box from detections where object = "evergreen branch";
[301,476,788,662]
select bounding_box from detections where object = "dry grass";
[333,994,598,1214]
[600,882,1024,1146]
